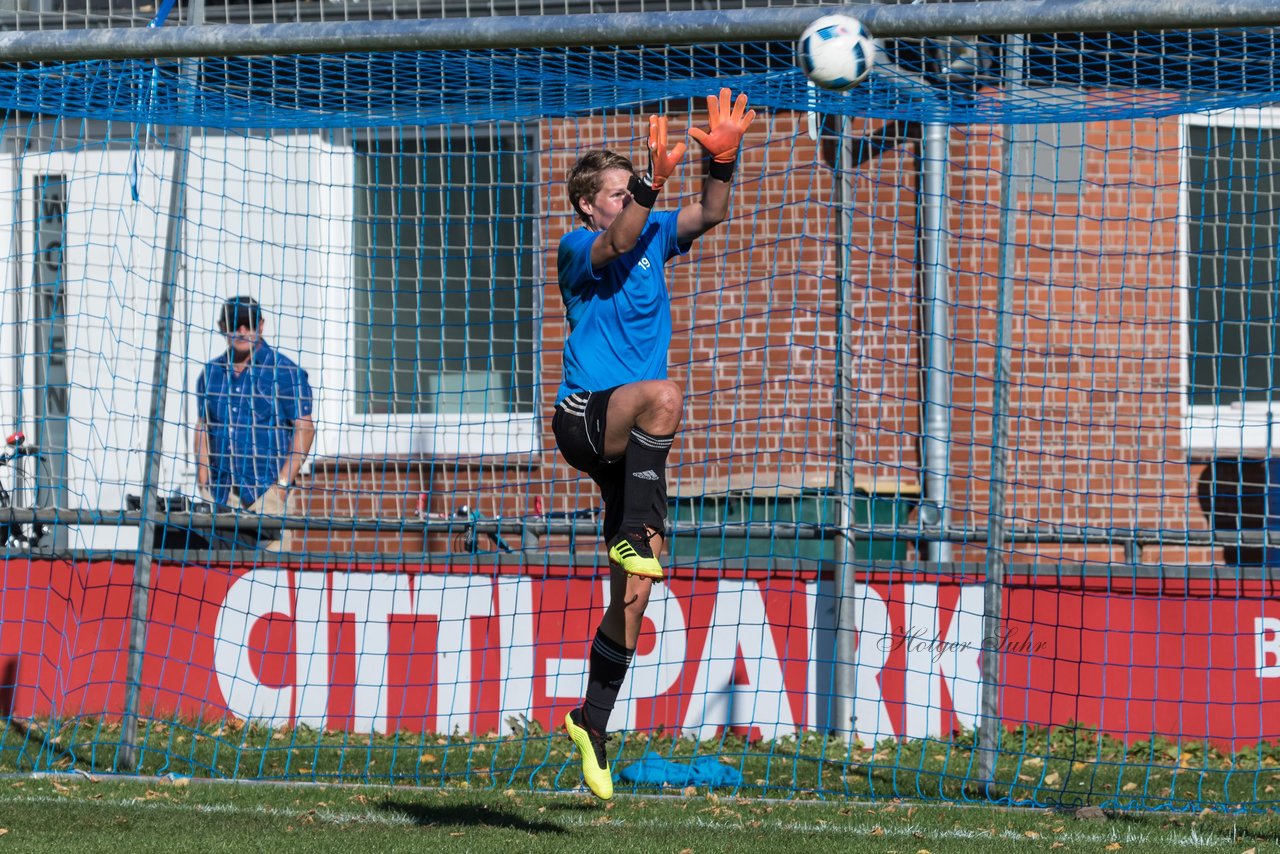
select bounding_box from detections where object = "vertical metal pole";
[921,123,953,563]
[832,114,858,741]
[10,131,24,433]
[120,0,203,772]
[976,119,1022,789]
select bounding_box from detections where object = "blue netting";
[5,18,1280,814]
[3,29,1280,129]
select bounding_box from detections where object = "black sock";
[582,628,634,733]
[620,426,674,535]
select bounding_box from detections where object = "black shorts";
[552,387,667,543]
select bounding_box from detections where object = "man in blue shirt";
[195,296,315,549]
[554,89,756,799]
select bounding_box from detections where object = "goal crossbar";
[0,0,1277,62]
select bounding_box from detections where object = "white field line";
[0,792,420,827]
[0,791,1244,847]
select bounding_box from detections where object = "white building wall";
[4,131,351,550]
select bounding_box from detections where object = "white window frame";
[316,129,542,460]
[1181,108,1280,454]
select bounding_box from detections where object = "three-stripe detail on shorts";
[559,392,588,416]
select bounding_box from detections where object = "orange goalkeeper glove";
[646,114,687,190]
[688,87,757,164]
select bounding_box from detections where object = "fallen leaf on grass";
[1122,782,1138,792]
[1024,831,1040,839]
[1104,844,1122,851]
[1044,772,1061,785]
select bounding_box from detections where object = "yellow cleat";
[564,708,614,800]
[608,531,663,581]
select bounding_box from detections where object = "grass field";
[1,775,1279,852]
[4,717,1280,851]
[6,717,1280,811]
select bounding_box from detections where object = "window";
[1184,112,1280,451]
[1014,116,1085,196]
[352,127,536,421]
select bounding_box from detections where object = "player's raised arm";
[678,87,757,243]
[589,114,686,268]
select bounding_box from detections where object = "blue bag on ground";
[616,751,744,787]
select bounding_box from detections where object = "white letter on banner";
[415,576,493,736]
[681,580,795,741]
[614,581,687,731]
[329,571,413,734]
[213,568,293,727]
[852,583,893,746]
[1256,617,1280,678]
[293,571,329,728]
[939,585,984,732]
[902,584,940,738]
[806,581,818,729]
[496,577,535,731]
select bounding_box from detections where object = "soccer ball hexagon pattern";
[798,14,878,91]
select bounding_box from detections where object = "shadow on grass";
[376,798,570,833]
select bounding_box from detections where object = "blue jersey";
[556,210,689,402]
[197,341,313,507]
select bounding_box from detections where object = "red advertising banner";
[0,559,1276,748]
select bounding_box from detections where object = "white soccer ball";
[797,14,878,91]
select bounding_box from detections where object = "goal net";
[0,13,1278,808]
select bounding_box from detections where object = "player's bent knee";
[649,380,685,425]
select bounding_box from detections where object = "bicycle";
[0,431,54,549]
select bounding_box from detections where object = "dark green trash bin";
[668,482,919,563]
[668,489,836,562]
[851,477,921,561]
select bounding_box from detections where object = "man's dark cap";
[218,296,263,331]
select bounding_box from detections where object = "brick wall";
[292,109,1216,564]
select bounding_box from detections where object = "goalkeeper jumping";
[552,88,756,800]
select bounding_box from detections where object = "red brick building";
[296,109,1219,565]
